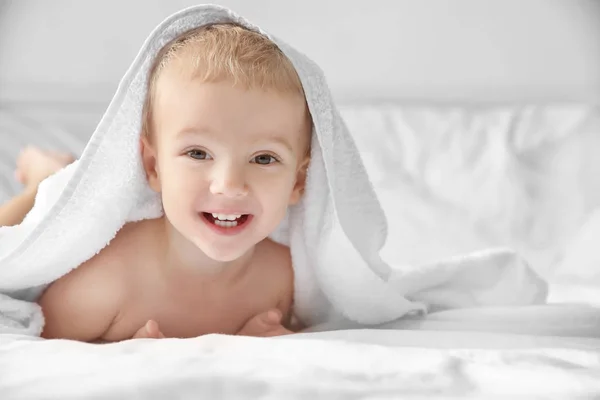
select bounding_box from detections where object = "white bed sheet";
[2,300,600,399]
[1,330,600,400]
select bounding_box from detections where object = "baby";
[4,23,312,342]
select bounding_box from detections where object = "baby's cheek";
[160,180,191,215]
[267,195,293,228]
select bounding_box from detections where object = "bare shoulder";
[44,220,141,292]
[38,221,144,340]
[64,220,142,281]
[258,238,293,280]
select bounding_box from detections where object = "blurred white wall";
[0,0,599,104]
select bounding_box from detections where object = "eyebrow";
[177,128,294,153]
[176,128,212,139]
[259,136,294,153]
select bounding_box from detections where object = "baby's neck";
[155,217,255,283]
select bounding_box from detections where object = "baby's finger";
[132,325,150,339]
[266,309,282,324]
[237,309,283,336]
[261,325,294,338]
[145,320,161,337]
[132,320,161,339]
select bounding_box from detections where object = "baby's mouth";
[202,212,250,228]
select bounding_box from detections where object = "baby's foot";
[237,309,294,337]
[14,146,74,189]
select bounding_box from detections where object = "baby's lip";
[202,210,252,216]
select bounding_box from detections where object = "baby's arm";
[237,258,297,338]
[38,260,122,342]
[234,242,300,338]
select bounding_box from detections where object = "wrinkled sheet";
[0,331,599,399]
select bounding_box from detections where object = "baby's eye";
[252,154,278,165]
[187,150,211,160]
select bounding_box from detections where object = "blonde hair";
[141,23,307,139]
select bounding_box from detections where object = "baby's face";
[142,70,310,262]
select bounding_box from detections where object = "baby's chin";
[184,232,254,260]
[197,244,254,263]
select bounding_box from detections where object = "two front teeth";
[211,213,244,228]
[212,213,242,221]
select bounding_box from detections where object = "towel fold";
[0,4,547,336]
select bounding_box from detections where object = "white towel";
[0,4,547,336]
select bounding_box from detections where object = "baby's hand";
[132,320,165,339]
[237,309,294,337]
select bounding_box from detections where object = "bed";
[1,101,600,398]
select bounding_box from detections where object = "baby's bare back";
[39,218,294,342]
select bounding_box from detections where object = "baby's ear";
[140,136,161,192]
[289,156,310,205]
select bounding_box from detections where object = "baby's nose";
[209,164,249,197]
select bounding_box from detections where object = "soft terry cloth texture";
[0,4,547,336]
